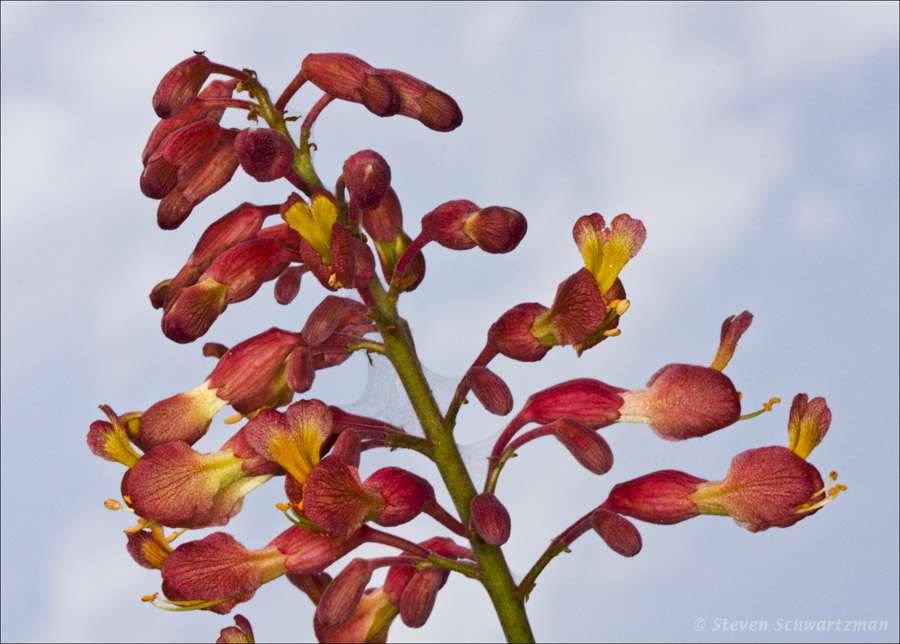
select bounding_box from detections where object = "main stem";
[368,280,535,643]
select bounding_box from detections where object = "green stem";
[367,280,535,643]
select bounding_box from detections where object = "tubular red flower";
[602,470,707,525]
[618,364,741,440]
[379,68,463,132]
[127,441,271,528]
[530,269,609,347]
[517,378,625,429]
[691,446,826,532]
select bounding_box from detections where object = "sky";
[1,2,898,643]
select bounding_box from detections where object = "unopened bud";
[316,558,373,626]
[549,418,614,475]
[464,206,527,254]
[470,492,511,546]
[591,509,642,557]
[364,467,435,527]
[465,366,514,416]
[488,302,551,362]
[152,54,212,119]
[379,68,463,132]
[420,200,480,250]
[235,128,295,182]
[361,187,403,242]
[343,150,391,211]
[301,53,400,117]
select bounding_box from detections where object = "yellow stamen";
[738,397,781,421]
[104,499,122,511]
[142,593,159,602]
[224,412,244,425]
[615,299,630,316]
[797,472,845,513]
[602,328,621,337]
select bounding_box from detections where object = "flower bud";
[153,54,211,119]
[301,53,400,117]
[361,187,403,242]
[302,296,349,346]
[157,130,239,229]
[343,150,391,211]
[235,128,295,182]
[379,68,463,132]
[420,200,480,250]
[591,509,642,557]
[140,118,223,198]
[316,558,373,626]
[314,587,395,643]
[470,492,511,546]
[465,366,514,416]
[143,78,238,164]
[618,364,741,441]
[398,567,448,628]
[364,467,436,527]
[464,206,527,254]
[274,265,305,305]
[488,303,552,362]
[548,418,614,475]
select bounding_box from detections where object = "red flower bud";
[343,150,391,211]
[143,78,238,165]
[141,118,223,199]
[465,366,514,416]
[316,558,373,626]
[470,492,511,546]
[153,54,211,119]
[591,509,642,557]
[398,567,448,628]
[157,130,239,229]
[548,418,614,475]
[274,265,305,305]
[420,200,480,250]
[464,206,527,254]
[364,467,436,527]
[488,302,552,362]
[235,128,295,182]
[379,68,463,132]
[361,187,403,242]
[301,53,400,117]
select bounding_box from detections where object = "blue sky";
[2,2,898,642]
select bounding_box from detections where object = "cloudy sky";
[2,2,898,643]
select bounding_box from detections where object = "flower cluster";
[89,52,842,643]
